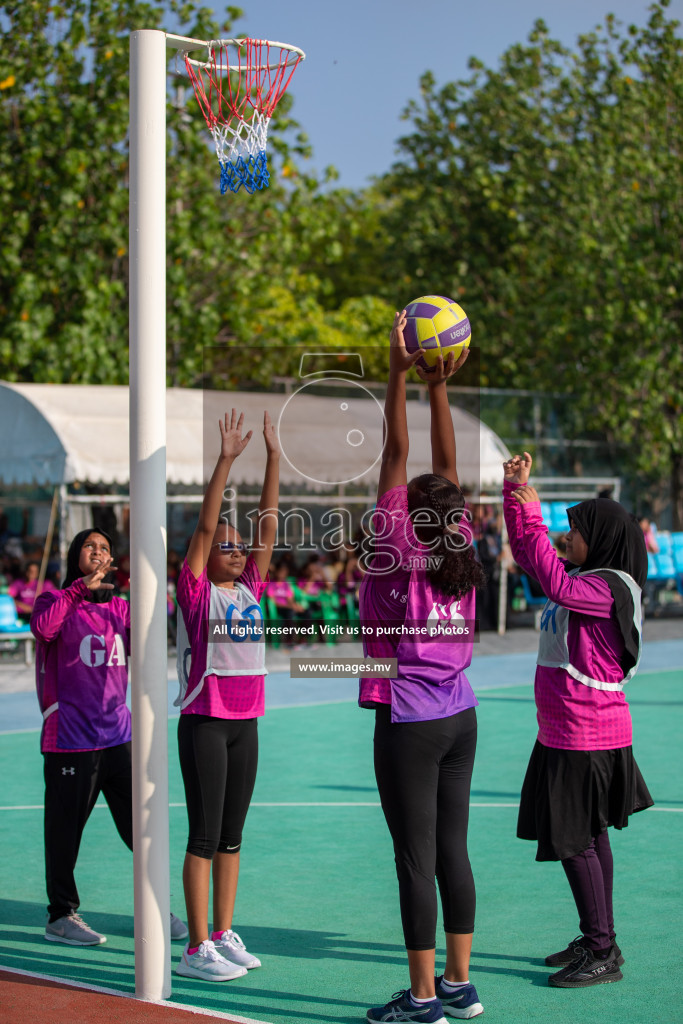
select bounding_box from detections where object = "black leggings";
[561,831,615,950]
[373,704,477,950]
[178,715,258,859]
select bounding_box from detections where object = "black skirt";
[517,740,654,862]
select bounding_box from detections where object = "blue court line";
[2,639,681,735]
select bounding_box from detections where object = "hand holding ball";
[402,295,471,368]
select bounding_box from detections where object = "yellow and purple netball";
[402,295,471,368]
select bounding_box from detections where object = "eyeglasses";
[212,541,249,553]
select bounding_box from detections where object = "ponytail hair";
[407,474,486,599]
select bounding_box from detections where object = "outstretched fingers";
[219,409,253,456]
[84,565,117,591]
[390,309,423,373]
[416,346,468,383]
[263,410,281,455]
[453,347,470,372]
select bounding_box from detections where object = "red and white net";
[184,38,304,193]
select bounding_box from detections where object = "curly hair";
[407,474,487,599]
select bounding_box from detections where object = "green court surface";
[0,670,681,1024]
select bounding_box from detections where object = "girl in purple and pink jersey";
[9,561,56,619]
[175,409,279,983]
[362,311,486,1024]
[31,530,187,949]
[32,530,128,945]
[503,452,653,990]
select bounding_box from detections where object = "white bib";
[536,568,642,692]
[175,579,266,710]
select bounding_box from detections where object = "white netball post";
[129,29,304,1001]
[129,28,171,1001]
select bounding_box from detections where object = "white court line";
[1,802,681,812]
[0,964,273,1023]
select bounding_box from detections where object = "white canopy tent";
[0,381,510,491]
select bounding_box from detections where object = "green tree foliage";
[0,0,232,382]
[2,2,681,518]
[0,0,380,387]
[373,1,682,521]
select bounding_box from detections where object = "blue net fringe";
[219,151,270,195]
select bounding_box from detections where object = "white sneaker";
[45,913,106,946]
[175,940,248,981]
[170,913,189,940]
[213,929,261,969]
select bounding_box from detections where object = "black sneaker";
[548,946,623,988]
[545,935,624,967]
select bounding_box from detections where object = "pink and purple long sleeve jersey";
[359,484,478,723]
[503,479,633,750]
[31,580,131,753]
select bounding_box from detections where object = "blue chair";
[520,575,547,607]
[656,532,672,556]
[672,548,683,598]
[655,553,683,601]
[670,532,683,552]
[550,503,570,533]
[655,554,676,581]
[520,575,547,630]
[0,594,35,665]
[646,553,659,579]
[0,594,30,632]
[539,502,552,528]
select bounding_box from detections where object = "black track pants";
[43,743,133,921]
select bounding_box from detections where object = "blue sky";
[213,0,683,189]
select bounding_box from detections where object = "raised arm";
[377,310,421,499]
[417,349,470,486]
[186,410,253,579]
[510,485,614,616]
[502,452,537,578]
[31,562,117,643]
[251,411,281,579]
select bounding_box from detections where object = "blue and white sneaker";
[366,990,448,1023]
[434,979,483,1019]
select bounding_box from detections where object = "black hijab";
[566,498,647,675]
[62,528,115,604]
